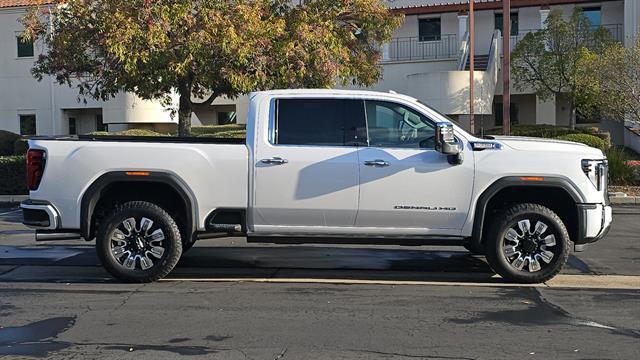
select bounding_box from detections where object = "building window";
[96,114,107,132]
[17,36,34,58]
[494,103,519,127]
[418,18,441,41]
[495,12,519,36]
[68,117,77,135]
[582,7,601,27]
[19,115,36,135]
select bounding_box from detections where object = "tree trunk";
[569,103,576,130]
[177,77,192,137]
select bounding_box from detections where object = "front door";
[355,100,474,234]
[251,98,365,234]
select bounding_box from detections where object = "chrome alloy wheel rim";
[109,217,166,271]
[502,219,557,273]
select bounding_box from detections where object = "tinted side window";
[365,101,436,149]
[275,99,365,146]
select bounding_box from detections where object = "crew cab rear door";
[251,98,365,234]
[355,100,474,234]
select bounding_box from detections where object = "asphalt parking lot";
[0,206,638,359]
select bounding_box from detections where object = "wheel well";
[87,181,191,241]
[477,186,578,245]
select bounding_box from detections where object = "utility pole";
[469,0,475,134]
[502,0,511,135]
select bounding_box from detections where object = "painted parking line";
[0,209,20,216]
[161,274,640,290]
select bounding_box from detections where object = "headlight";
[581,159,608,191]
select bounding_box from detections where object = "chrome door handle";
[261,157,288,165]
[364,159,389,167]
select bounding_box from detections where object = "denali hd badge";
[394,205,456,211]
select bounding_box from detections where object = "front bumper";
[20,199,60,230]
[575,203,612,250]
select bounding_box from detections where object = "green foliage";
[583,37,640,123]
[88,129,169,137]
[555,133,608,151]
[13,138,29,155]
[485,125,590,138]
[0,130,20,156]
[511,8,613,129]
[22,0,402,136]
[0,156,27,195]
[197,130,247,139]
[605,147,635,185]
[190,124,246,136]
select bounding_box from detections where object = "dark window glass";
[494,103,519,126]
[68,117,77,135]
[218,111,237,125]
[17,37,34,58]
[495,12,519,36]
[96,114,107,132]
[19,115,36,135]
[275,99,365,146]
[364,101,436,149]
[582,7,601,27]
[418,18,441,41]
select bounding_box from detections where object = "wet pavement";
[0,206,639,359]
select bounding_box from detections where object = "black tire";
[463,242,484,255]
[484,203,570,283]
[96,201,182,283]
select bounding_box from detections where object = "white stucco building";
[0,0,638,137]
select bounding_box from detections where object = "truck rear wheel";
[96,201,182,283]
[484,203,570,283]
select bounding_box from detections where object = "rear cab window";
[274,98,366,146]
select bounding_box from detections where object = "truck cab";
[22,89,612,283]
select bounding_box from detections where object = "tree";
[511,8,612,129]
[22,0,401,136]
[584,37,640,123]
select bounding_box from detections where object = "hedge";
[485,125,591,138]
[89,129,169,137]
[189,124,246,137]
[0,155,27,195]
[555,133,609,151]
[0,130,20,156]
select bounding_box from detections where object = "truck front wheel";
[484,203,570,283]
[96,201,183,283]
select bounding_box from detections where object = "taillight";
[27,149,46,191]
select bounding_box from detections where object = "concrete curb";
[609,196,640,205]
[0,195,28,203]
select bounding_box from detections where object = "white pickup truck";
[21,89,612,283]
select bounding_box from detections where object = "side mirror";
[435,122,463,165]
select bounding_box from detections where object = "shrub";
[0,130,20,156]
[606,147,635,185]
[485,125,589,138]
[13,138,29,155]
[197,130,247,139]
[190,124,246,136]
[555,134,609,151]
[0,155,27,195]
[88,129,169,136]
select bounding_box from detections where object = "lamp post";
[469,0,475,134]
[502,0,511,135]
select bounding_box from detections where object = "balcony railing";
[383,34,458,62]
[509,24,624,50]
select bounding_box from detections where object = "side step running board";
[35,230,83,241]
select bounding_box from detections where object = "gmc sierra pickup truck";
[21,89,612,283]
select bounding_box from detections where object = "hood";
[491,136,605,157]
